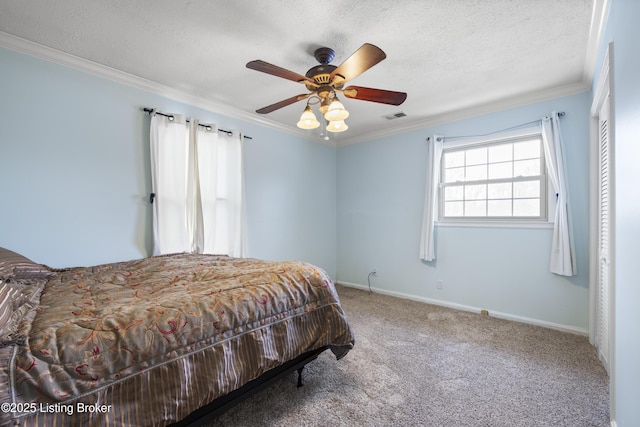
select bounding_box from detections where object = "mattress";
[0,254,354,426]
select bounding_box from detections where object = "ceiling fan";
[246,43,407,132]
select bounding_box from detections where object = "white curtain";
[150,114,195,255]
[149,113,246,258]
[541,111,576,276]
[419,135,443,261]
[195,125,246,257]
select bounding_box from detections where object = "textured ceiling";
[0,0,599,144]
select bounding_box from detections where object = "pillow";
[0,247,54,281]
[0,279,45,345]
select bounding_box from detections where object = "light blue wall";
[3,4,636,421]
[2,11,634,420]
[0,47,337,278]
[595,0,640,425]
[337,92,591,331]
[244,127,336,273]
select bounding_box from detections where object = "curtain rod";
[143,108,252,140]
[427,111,565,142]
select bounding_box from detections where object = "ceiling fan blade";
[342,86,407,105]
[255,93,310,114]
[330,43,387,84]
[246,60,315,85]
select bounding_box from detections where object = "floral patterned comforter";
[3,254,354,426]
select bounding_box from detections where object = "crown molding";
[327,0,608,147]
[0,31,333,144]
[338,80,590,146]
[0,30,593,149]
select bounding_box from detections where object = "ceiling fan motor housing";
[305,47,344,93]
[305,65,340,90]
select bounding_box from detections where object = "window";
[149,113,245,257]
[439,134,547,221]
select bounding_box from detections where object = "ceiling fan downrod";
[313,47,335,65]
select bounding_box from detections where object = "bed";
[0,248,355,426]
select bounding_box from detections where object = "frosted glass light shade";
[324,99,349,121]
[297,106,320,129]
[319,98,330,114]
[326,120,348,133]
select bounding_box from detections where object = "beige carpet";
[208,285,609,426]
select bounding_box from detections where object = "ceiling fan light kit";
[296,105,321,129]
[322,95,350,133]
[326,119,349,133]
[324,97,349,121]
[246,43,407,134]
[319,98,330,114]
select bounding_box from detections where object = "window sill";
[436,220,554,229]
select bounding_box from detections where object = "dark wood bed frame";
[171,346,328,426]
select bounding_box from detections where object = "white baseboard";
[336,281,589,336]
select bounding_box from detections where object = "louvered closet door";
[596,95,611,371]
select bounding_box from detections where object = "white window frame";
[437,126,554,228]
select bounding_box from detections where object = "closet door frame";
[589,41,615,415]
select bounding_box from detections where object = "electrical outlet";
[436,280,443,290]
[371,268,377,276]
